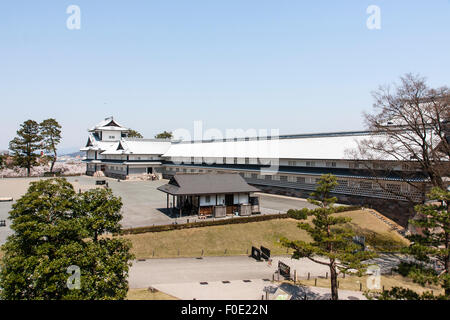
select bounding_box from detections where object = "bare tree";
[349,74,449,202]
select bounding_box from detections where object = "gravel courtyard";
[0,175,317,244]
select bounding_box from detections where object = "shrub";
[120,212,288,235]
[287,208,308,220]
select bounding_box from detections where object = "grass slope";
[121,210,409,259]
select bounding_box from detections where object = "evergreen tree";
[374,187,449,299]
[0,153,6,169]
[127,129,143,138]
[9,120,42,176]
[39,118,62,173]
[154,131,173,139]
[0,178,134,300]
[281,174,376,300]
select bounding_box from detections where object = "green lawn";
[121,210,409,259]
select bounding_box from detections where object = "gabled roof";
[100,139,172,155]
[157,173,260,195]
[89,117,129,132]
[80,133,118,152]
[162,133,385,160]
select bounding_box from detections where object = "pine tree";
[0,178,134,300]
[9,120,42,176]
[40,118,62,173]
[127,129,143,138]
[154,131,173,139]
[408,187,450,295]
[393,188,449,298]
[281,174,376,300]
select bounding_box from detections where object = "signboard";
[251,246,261,261]
[278,261,291,279]
[260,246,270,260]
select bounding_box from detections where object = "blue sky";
[0,1,449,153]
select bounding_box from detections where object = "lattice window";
[280,175,288,182]
[373,162,386,169]
[349,162,360,169]
[297,176,306,183]
[288,160,296,166]
[326,162,337,167]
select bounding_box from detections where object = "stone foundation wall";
[253,184,416,227]
[104,172,127,180]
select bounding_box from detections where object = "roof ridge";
[172,130,376,144]
[124,138,171,142]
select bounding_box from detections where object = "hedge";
[287,205,361,220]
[119,205,362,235]
[120,212,288,235]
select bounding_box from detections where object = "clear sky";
[0,1,449,153]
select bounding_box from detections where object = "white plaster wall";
[129,155,160,161]
[102,130,120,141]
[233,193,249,204]
[200,194,227,206]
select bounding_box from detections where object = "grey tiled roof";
[157,173,260,195]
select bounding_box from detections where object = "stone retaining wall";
[253,184,416,227]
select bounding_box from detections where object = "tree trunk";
[445,231,450,296]
[330,260,338,300]
[50,159,55,173]
[50,150,57,173]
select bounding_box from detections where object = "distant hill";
[62,151,84,157]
